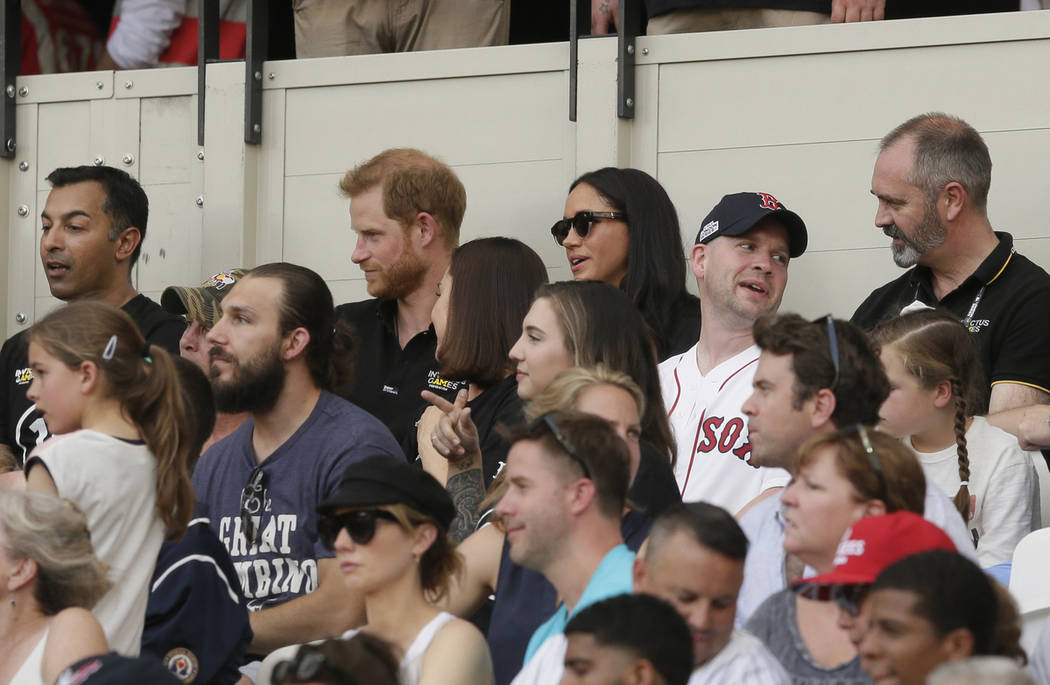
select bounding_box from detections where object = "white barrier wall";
[3,10,1049,339]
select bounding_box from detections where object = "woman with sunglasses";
[552,168,699,360]
[743,427,927,684]
[258,455,494,685]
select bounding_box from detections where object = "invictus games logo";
[13,368,32,385]
[164,648,200,682]
[427,370,465,393]
[967,319,991,334]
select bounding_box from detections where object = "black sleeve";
[628,441,681,518]
[987,287,1050,393]
[145,317,187,355]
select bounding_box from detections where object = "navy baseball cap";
[695,192,808,258]
[318,455,456,531]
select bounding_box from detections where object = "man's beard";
[884,201,946,268]
[368,248,428,300]
[210,341,286,414]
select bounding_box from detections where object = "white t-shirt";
[29,430,164,656]
[510,634,567,685]
[659,343,789,513]
[688,629,790,685]
[911,416,1037,568]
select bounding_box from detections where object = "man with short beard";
[191,263,403,665]
[335,148,467,445]
[852,112,1050,420]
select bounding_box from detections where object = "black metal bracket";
[244,0,266,145]
[617,0,643,119]
[568,0,587,122]
[1,0,20,158]
[197,0,218,146]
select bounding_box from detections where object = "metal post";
[0,0,20,157]
[197,0,219,146]
[617,0,643,119]
[244,0,267,145]
[568,0,588,122]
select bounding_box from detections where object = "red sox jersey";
[659,343,790,514]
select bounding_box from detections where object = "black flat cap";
[318,454,456,531]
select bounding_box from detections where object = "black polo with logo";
[336,298,465,447]
[851,232,1050,410]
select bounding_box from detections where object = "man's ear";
[282,327,311,362]
[939,627,976,661]
[113,226,142,263]
[632,555,648,591]
[567,478,597,517]
[624,658,661,685]
[941,182,966,222]
[415,212,441,249]
[690,243,708,280]
[808,387,837,429]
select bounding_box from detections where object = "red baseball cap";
[792,512,956,595]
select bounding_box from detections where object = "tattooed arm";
[446,450,486,542]
[421,389,486,541]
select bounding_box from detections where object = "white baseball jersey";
[659,343,790,513]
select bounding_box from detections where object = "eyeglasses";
[272,650,357,685]
[531,413,592,480]
[831,583,869,618]
[240,466,268,545]
[318,509,399,550]
[550,210,627,246]
[853,424,888,503]
[814,314,840,390]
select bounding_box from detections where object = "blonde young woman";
[0,490,109,685]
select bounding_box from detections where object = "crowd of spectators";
[0,50,1049,685]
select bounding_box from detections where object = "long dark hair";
[536,281,675,466]
[571,168,694,358]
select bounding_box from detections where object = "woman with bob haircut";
[745,426,927,684]
[0,489,110,684]
[258,455,494,685]
[411,238,547,496]
[552,167,699,360]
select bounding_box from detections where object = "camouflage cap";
[161,269,247,328]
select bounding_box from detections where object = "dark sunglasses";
[849,424,888,503]
[318,509,399,550]
[550,210,627,246]
[240,466,268,545]
[530,413,592,480]
[813,314,840,390]
[831,583,869,618]
[272,650,357,685]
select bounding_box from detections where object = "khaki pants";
[293,0,510,58]
[647,8,829,34]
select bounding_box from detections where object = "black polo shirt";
[336,298,465,446]
[852,232,1050,408]
[0,294,185,466]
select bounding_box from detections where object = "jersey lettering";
[696,416,724,453]
[695,415,755,467]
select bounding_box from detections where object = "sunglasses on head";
[813,314,841,391]
[272,650,357,685]
[240,466,268,545]
[318,509,399,550]
[550,210,627,246]
[530,413,592,480]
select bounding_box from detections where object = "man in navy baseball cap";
[695,192,808,258]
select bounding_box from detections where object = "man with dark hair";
[859,550,1000,685]
[191,262,403,664]
[633,502,789,684]
[500,411,635,684]
[853,112,1050,422]
[658,192,808,514]
[336,148,468,445]
[0,165,184,468]
[735,313,975,625]
[562,594,694,685]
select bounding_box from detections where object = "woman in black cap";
[257,456,494,685]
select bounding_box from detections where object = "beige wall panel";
[283,71,568,177]
[657,39,1050,154]
[33,296,62,321]
[328,279,370,308]
[780,247,900,320]
[5,104,38,339]
[282,174,350,279]
[140,96,195,186]
[137,183,201,293]
[36,101,92,184]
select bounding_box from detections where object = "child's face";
[26,341,86,436]
[877,344,940,439]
